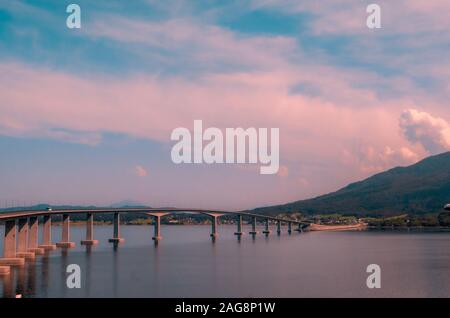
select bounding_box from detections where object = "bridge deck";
[0,208,309,225]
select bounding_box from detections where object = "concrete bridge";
[0,207,309,275]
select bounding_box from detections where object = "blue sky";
[1,1,449,209]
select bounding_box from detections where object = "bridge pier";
[0,265,10,275]
[203,213,223,241]
[294,223,303,233]
[81,213,99,246]
[288,222,292,234]
[39,215,57,250]
[27,217,44,255]
[262,218,271,235]
[0,220,25,266]
[234,214,243,236]
[152,215,161,242]
[210,215,219,239]
[109,212,125,244]
[277,220,281,235]
[16,218,35,259]
[249,216,258,235]
[56,214,76,248]
[1,271,14,297]
[146,212,169,243]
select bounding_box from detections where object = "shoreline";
[308,223,368,231]
[26,222,450,232]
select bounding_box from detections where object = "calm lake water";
[1,225,450,298]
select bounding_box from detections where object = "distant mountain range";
[0,201,149,212]
[109,200,149,208]
[253,151,450,217]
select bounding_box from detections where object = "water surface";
[1,225,449,297]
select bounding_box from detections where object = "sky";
[1,0,450,210]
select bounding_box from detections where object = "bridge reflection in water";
[0,208,309,281]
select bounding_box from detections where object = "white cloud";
[400,109,450,153]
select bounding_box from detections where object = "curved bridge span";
[0,208,309,271]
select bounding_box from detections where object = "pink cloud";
[0,60,446,208]
[87,16,297,72]
[277,165,289,177]
[341,144,420,175]
[0,61,439,179]
[134,165,148,177]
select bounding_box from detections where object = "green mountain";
[253,151,450,217]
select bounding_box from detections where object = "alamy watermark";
[171,120,279,174]
[66,4,81,29]
[66,264,81,289]
[366,4,381,29]
[366,264,381,289]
